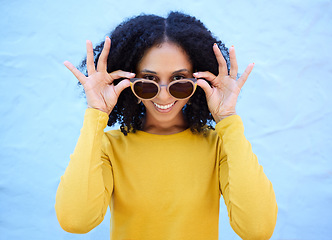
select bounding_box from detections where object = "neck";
[142,113,188,135]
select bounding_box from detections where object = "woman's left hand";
[194,44,254,123]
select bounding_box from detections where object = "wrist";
[213,112,237,123]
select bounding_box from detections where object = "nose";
[158,84,172,100]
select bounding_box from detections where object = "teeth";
[153,102,175,110]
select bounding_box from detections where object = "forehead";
[137,42,192,73]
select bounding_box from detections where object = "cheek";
[175,99,189,110]
[141,100,155,111]
[141,100,151,107]
[178,99,189,106]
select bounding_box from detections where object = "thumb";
[197,79,213,99]
[114,79,131,96]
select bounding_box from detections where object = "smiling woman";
[135,42,194,134]
[55,11,278,240]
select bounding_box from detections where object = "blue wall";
[0,0,331,239]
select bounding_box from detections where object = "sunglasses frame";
[130,78,197,100]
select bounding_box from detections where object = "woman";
[55,11,278,239]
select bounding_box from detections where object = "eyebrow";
[140,69,190,74]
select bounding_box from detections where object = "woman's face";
[136,41,193,132]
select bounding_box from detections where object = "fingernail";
[193,72,198,76]
[130,73,135,76]
[231,45,234,48]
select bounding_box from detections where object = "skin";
[195,44,254,123]
[64,37,254,135]
[136,42,193,134]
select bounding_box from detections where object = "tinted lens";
[133,81,158,99]
[169,81,194,99]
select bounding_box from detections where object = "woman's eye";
[173,75,185,81]
[143,75,156,81]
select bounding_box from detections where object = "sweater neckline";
[134,128,192,139]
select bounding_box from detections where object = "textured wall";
[0,0,331,239]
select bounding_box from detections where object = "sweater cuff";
[214,115,244,136]
[83,108,109,131]
[215,114,243,129]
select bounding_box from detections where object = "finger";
[64,61,86,85]
[193,71,217,82]
[108,70,135,83]
[229,46,238,79]
[237,63,254,88]
[86,40,96,75]
[213,43,228,77]
[196,79,213,99]
[193,71,222,88]
[97,36,111,72]
[114,79,131,96]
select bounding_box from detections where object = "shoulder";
[101,129,130,154]
[104,129,126,140]
[187,126,220,145]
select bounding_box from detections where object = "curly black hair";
[79,11,230,135]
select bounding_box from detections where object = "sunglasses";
[130,78,197,100]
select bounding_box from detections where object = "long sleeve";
[55,108,113,233]
[217,115,278,240]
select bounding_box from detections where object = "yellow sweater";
[55,108,277,240]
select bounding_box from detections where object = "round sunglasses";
[130,78,197,100]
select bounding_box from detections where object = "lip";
[152,101,177,113]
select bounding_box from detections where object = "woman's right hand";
[64,37,135,115]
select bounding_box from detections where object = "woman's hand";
[64,37,135,115]
[194,44,254,123]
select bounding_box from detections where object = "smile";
[153,101,176,110]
